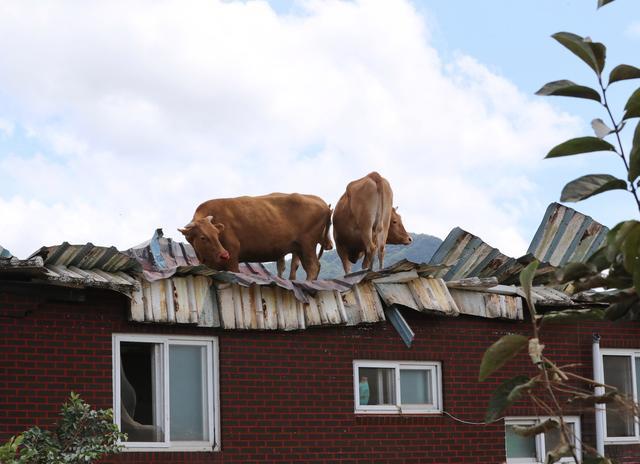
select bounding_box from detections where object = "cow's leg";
[336,243,352,275]
[299,245,320,280]
[288,254,300,280]
[277,257,285,278]
[377,244,386,270]
[361,237,377,271]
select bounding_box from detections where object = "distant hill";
[264,233,443,279]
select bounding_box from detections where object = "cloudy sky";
[1,0,638,259]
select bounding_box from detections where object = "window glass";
[400,369,432,405]
[505,424,537,459]
[119,342,164,442]
[358,367,395,405]
[603,355,635,437]
[544,423,575,457]
[169,345,209,441]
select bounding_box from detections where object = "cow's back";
[333,172,394,264]
[193,193,329,262]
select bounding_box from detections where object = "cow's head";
[178,216,230,268]
[387,207,412,245]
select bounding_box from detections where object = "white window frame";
[504,416,581,464]
[352,360,442,414]
[600,348,640,444]
[112,334,220,452]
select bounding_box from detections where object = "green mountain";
[264,233,443,279]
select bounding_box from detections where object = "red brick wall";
[1,285,640,463]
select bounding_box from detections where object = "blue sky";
[0,0,638,259]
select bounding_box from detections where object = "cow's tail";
[317,205,333,260]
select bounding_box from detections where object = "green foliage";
[609,64,640,84]
[545,137,616,158]
[1,392,125,464]
[560,174,627,202]
[0,435,23,463]
[535,80,601,102]
[623,88,640,120]
[478,334,529,381]
[485,375,531,422]
[552,32,606,75]
[597,0,616,8]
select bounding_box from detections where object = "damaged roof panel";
[528,203,608,267]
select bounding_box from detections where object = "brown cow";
[179,193,331,280]
[332,172,412,274]
[281,206,333,280]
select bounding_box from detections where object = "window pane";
[358,367,395,405]
[170,345,209,441]
[120,342,164,442]
[505,424,537,459]
[545,423,575,456]
[400,369,432,405]
[603,355,635,437]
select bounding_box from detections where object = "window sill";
[121,444,219,452]
[354,409,442,415]
[604,439,640,446]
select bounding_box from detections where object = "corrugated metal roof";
[0,243,142,294]
[429,203,607,285]
[126,229,372,303]
[527,202,608,267]
[31,242,140,273]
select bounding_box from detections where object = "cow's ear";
[213,223,225,232]
[178,222,194,235]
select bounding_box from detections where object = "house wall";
[1,285,640,463]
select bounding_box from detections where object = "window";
[112,334,219,451]
[504,416,581,463]
[353,361,441,414]
[601,349,640,443]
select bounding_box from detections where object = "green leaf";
[560,174,627,202]
[479,334,529,381]
[586,247,611,272]
[609,64,640,85]
[546,137,616,158]
[485,375,530,422]
[591,118,613,138]
[597,0,616,8]
[552,32,606,75]
[520,260,540,318]
[604,298,637,320]
[535,80,601,102]
[622,223,640,272]
[623,88,640,120]
[542,308,605,323]
[607,220,639,260]
[629,121,640,182]
[556,262,598,282]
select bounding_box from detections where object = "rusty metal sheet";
[374,277,459,317]
[528,203,608,267]
[449,288,523,320]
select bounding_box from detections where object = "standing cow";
[277,205,333,280]
[179,193,331,280]
[332,172,412,274]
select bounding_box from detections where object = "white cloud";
[0,0,579,259]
